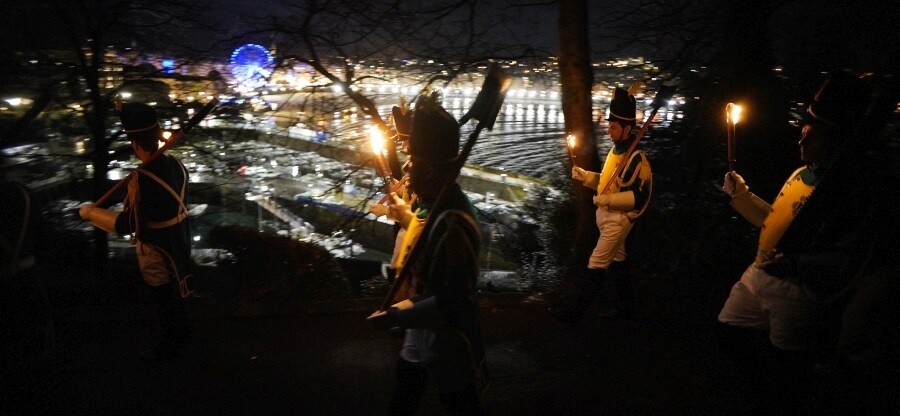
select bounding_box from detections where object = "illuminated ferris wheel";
[229,44,274,88]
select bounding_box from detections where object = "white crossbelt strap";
[140,161,189,229]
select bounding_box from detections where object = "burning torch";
[566,134,578,167]
[369,126,394,195]
[726,103,743,172]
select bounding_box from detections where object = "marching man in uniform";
[79,102,193,361]
[715,72,877,413]
[370,102,418,286]
[367,96,486,415]
[555,86,652,323]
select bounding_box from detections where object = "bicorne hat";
[407,98,459,163]
[805,71,872,130]
[608,87,637,125]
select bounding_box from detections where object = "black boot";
[715,322,767,374]
[550,268,605,324]
[141,282,192,361]
[608,260,634,319]
[768,348,816,414]
[714,322,773,412]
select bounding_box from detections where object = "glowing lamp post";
[566,134,578,167]
[726,103,743,172]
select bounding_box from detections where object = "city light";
[2,45,687,266]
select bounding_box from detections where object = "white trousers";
[588,208,634,269]
[718,264,818,350]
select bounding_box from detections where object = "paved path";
[6,290,750,416]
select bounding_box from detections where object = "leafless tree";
[2,0,224,267]
[556,0,599,281]
[231,0,540,132]
[218,0,543,258]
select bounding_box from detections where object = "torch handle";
[377,176,410,204]
[727,123,736,172]
[381,174,393,196]
[567,144,578,168]
[370,151,395,196]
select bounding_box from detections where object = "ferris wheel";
[229,44,274,88]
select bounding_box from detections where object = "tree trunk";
[84,43,110,274]
[558,0,599,276]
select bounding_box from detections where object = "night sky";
[1,1,896,73]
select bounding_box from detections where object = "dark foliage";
[207,225,351,302]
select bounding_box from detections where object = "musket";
[92,98,219,207]
[379,64,512,311]
[598,85,676,195]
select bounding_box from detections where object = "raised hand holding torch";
[726,102,743,172]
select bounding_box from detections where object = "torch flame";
[369,126,384,154]
[726,103,743,124]
[565,134,579,167]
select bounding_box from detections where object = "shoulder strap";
[618,150,645,187]
[428,209,481,246]
[624,150,653,220]
[139,160,189,228]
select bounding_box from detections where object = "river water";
[318,92,682,181]
[8,89,684,267]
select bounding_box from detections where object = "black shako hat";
[608,87,637,125]
[407,98,459,163]
[119,102,161,142]
[805,71,872,130]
